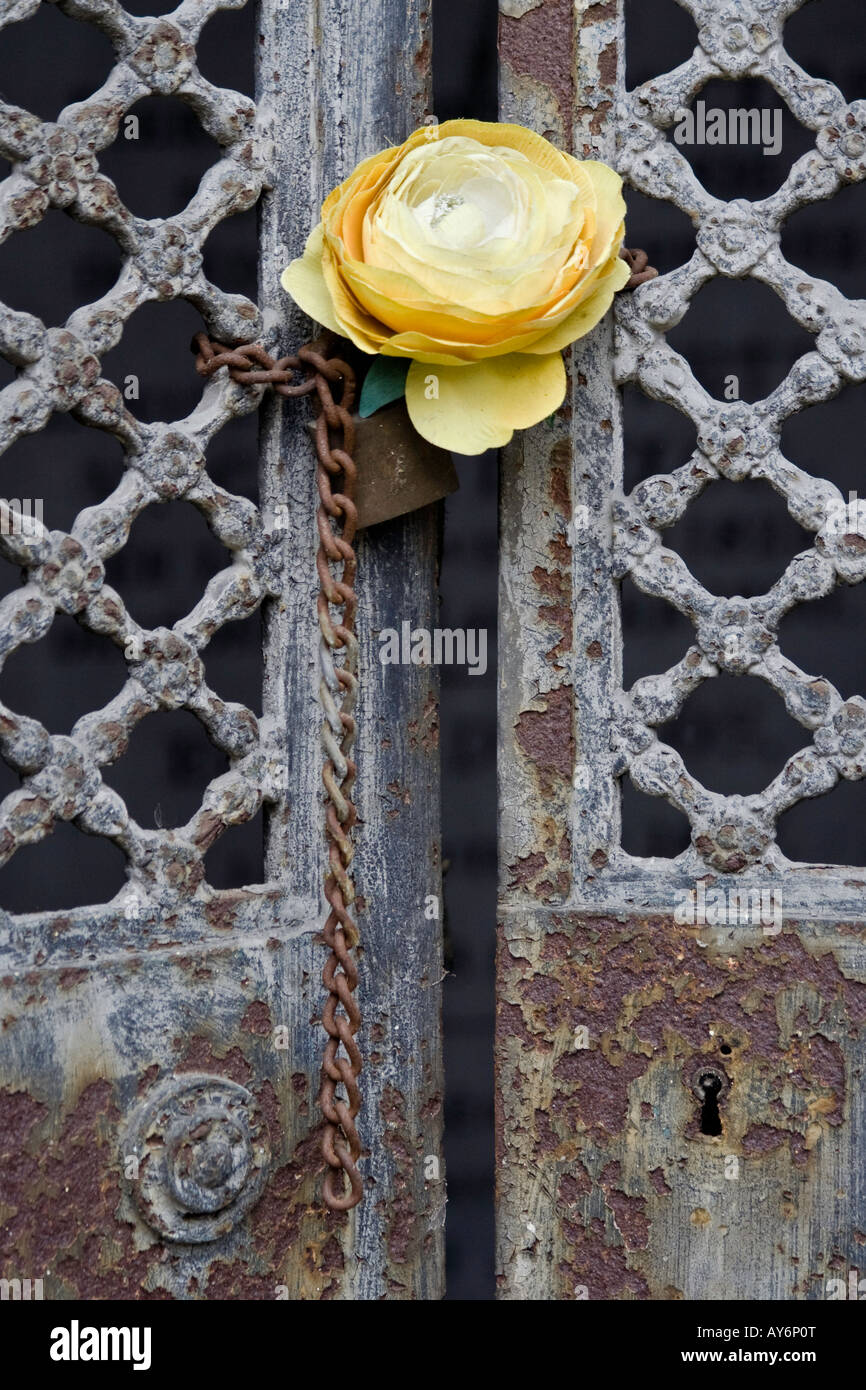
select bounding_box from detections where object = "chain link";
[193,330,364,1212]
[620,246,658,289]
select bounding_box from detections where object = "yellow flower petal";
[280,224,341,334]
[572,159,627,270]
[319,247,387,353]
[432,120,575,179]
[523,252,630,354]
[405,352,566,453]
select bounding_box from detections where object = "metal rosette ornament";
[124,1074,270,1243]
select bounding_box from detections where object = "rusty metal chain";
[302,344,364,1212]
[191,332,320,397]
[620,246,659,289]
[193,330,364,1212]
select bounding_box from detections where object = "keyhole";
[697,1072,723,1136]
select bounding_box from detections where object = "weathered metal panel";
[261,0,445,1298]
[0,0,443,1300]
[496,0,866,1299]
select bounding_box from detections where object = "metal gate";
[3,0,865,1305]
[497,0,866,1299]
[0,0,443,1300]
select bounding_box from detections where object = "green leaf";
[358,355,411,418]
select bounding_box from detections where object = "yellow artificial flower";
[281,120,629,454]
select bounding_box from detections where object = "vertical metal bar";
[498,0,626,919]
[258,0,445,1297]
[497,0,624,1300]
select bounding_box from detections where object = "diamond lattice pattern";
[614,0,866,873]
[0,0,284,916]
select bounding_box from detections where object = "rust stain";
[385,779,412,819]
[174,1033,253,1084]
[497,912,866,1297]
[508,826,571,903]
[532,565,568,601]
[248,1121,338,1292]
[413,36,431,77]
[559,1166,592,1204]
[420,1092,442,1119]
[742,1123,788,1156]
[58,968,88,990]
[584,0,617,19]
[597,41,617,88]
[0,1038,340,1300]
[648,1167,671,1196]
[600,1161,650,1250]
[408,692,439,752]
[174,955,213,980]
[508,850,548,889]
[553,1046,650,1141]
[540,608,571,662]
[379,1084,419,1266]
[0,1080,170,1299]
[203,1261,277,1299]
[240,999,272,1036]
[574,101,613,149]
[136,1064,160,1096]
[549,452,570,512]
[514,685,573,786]
[203,898,240,932]
[499,0,574,140]
[549,532,571,566]
[558,1216,650,1300]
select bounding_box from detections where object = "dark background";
[0,0,864,1299]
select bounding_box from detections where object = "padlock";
[308,397,459,529]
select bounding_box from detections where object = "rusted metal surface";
[0,0,444,1299]
[497,0,866,1298]
[497,910,866,1299]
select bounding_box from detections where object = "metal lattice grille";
[0,0,288,922]
[578,0,866,910]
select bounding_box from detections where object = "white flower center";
[412,165,521,250]
[360,133,589,315]
[429,191,464,227]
